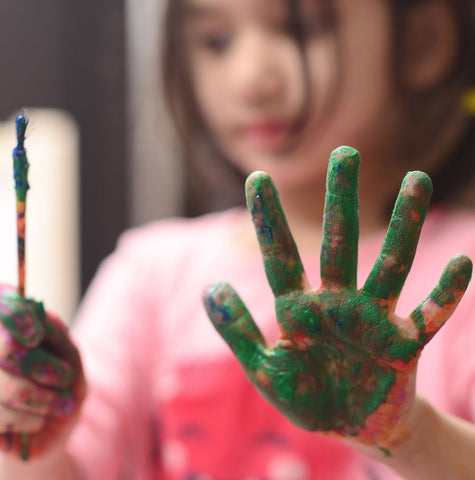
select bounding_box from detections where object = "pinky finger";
[411,254,472,344]
[203,282,267,379]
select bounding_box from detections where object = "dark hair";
[162,0,475,216]
[387,0,475,205]
[162,0,245,215]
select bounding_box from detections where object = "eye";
[292,1,334,39]
[301,15,329,37]
[198,32,233,53]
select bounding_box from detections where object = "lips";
[242,120,295,149]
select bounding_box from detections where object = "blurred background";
[0,0,182,322]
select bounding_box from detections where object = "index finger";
[246,171,309,297]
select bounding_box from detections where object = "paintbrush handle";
[13,113,30,298]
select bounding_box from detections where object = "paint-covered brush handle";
[13,113,30,298]
[13,114,30,202]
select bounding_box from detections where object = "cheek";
[193,76,221,128]
[189,56,228,131]
[306,0,393,148]
[306,37,339,114]
[338,0,393,110]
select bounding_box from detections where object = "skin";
[184,0,467,251]
[185,0,404,231]
[0,116,86,462]
[0,1,470,478]
[0,285,85,461]
[203,146,472,453]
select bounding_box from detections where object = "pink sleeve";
[66,230,160,480]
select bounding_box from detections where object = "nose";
[230,30,287,106]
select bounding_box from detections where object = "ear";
[400,1,458,90]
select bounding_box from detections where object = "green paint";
[203,282,266,373]
[19,433,30,461]
[245,171,306,296]
[364,171,432,301]
[204,146,473,449]
[434,253,472,298]
[411,253,472,344]
[19,348,75,389]
[0,290,44,346]
[379,446,391,457]
[13,114,30,202]
[321,146,360,289]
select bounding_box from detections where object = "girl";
[1,0,475,479]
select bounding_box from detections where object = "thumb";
[203,282,267,378]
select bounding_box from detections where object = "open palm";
[203,146,472,452]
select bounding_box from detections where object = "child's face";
[184,0,395,189]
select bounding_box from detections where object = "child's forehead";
[182,0,331,21]
[182,0,291,21]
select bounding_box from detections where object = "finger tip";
[451,253,473,279]
[203,280,227,295]
[438,254,473,292]
[327,146,360,191]
[330,145,360,162]
[402,171,433,198]
[202,282,241,328]
[245,170,271,192]
[245,171,281,218]
[245,169,271,194]
[202,282,229,308]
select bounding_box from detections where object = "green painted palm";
[203,146,472,452]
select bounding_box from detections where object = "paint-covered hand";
[0,285,85,461]
[203,146,472,453]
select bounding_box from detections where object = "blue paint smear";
[260,223,274,243]
[207,295,231,324]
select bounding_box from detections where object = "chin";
[228,145,328,189]
[258,167,327,197]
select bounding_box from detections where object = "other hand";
[0,286,86,461]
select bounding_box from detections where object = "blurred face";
[183,0,395,190]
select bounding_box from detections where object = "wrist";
[351,396,475,480]
[386,395,429,458]
[342,394,425,461]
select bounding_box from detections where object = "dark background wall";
[0,1,127,293]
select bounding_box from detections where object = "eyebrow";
[183,1,222,19]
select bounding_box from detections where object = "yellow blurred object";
[462,88,475,115]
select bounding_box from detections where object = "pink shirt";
[68,206,475,480]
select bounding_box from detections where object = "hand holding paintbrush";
[0,113,86,462]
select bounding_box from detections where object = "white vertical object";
[0,109,80,325]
